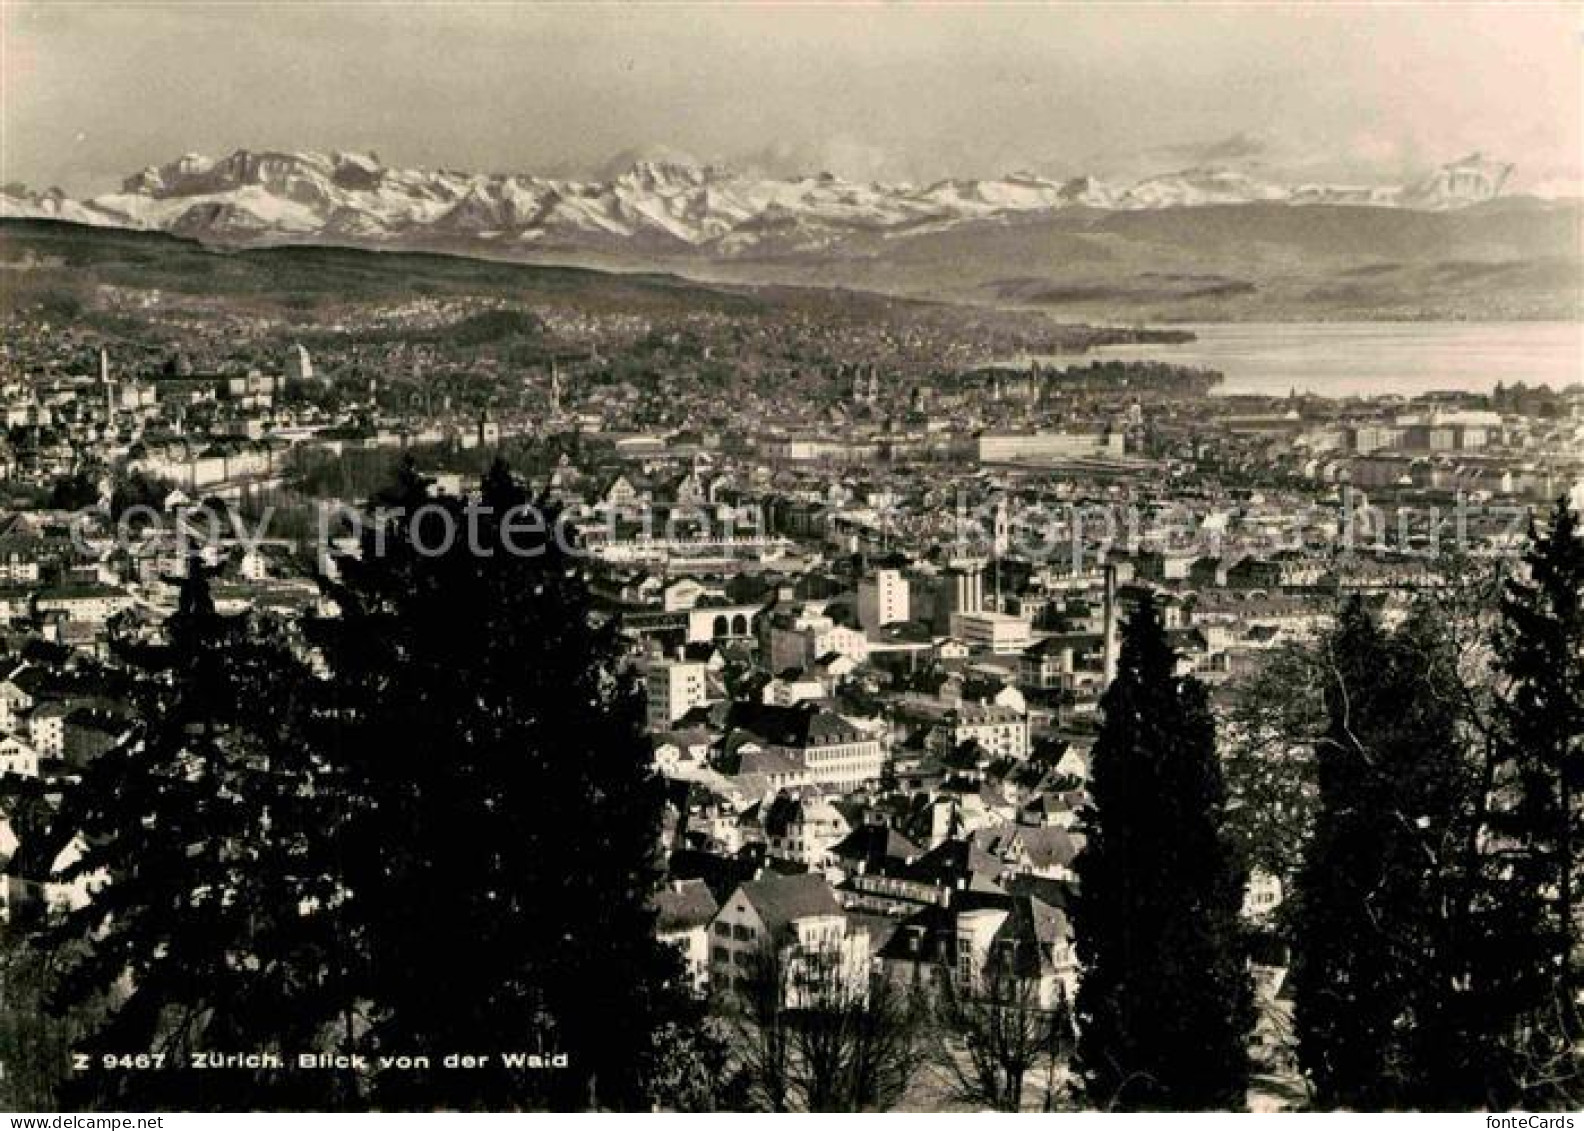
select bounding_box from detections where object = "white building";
[762,675,826,707]
[709,873,869,1005]
[655,879,719,996]
[33,584,133,623]
[857,568,910,631]
[976,429,1124,463]
[950,610,1033,655]
[0,670,34,733]
[767,608,870,672]
[763,792,853,869]
[0,735,39,778]
[645,658,709,729]
[934,704,1030,761]
[2,833,107,924]
[780,710,886,788]
[27,703,68,759]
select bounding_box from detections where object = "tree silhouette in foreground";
[723,940,919,1111]
[1073,591,1253,1110]
[42,565,353,1110]
[926,959,1074,1111]
[1291,600,1474,1109]
[1476,498,1584,1107]
[315,458,690,1109]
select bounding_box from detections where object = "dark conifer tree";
[1291,599,1473,1109]
[42,564,353,1109]
[1476,498,1584,1106]
[316,458,688,1110]
[1291,601,1398,1108]
[1073,592,1253,1110]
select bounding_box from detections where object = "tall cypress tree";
[1479,497,1584,1106]
[315,458,688,1110]
[1073,591,1253,1110]
[1291,599,1474,1109]
[41,565,353,1110]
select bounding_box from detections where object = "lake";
[1079,321,1584,398]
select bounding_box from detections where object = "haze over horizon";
[2,1,1581,197]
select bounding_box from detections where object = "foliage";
[1221,640,1325,886]
[47,470,103,512]
[1471,498,1584,1107]
[312,457,690,1109]
[38,566,354,1109]
[109,471,174,523]
[925,963,1074,1111]
[1290,599,1477,1109]
[721,942,921,1112]
[1072,592,1253,1110]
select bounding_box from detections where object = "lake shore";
[1081,321,1584,397]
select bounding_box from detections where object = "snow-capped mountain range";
[0,148,1521,256]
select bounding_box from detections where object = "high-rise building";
[645,658,708,729]
[857,568,909,631]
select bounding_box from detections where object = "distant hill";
[0,217,765,319]
[0,218,1107,351]
[5,200,1576,328]
[687,199,1584,320]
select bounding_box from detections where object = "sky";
[2,2,1580,196]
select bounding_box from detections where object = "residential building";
[655,878,719,996]
[709,872,869,1005]
[933,703,1030,761]
[0,735,39,778]
[763,792,853,869]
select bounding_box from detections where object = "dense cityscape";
[0,209,1579,1110]
[2,0,1582,1117]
